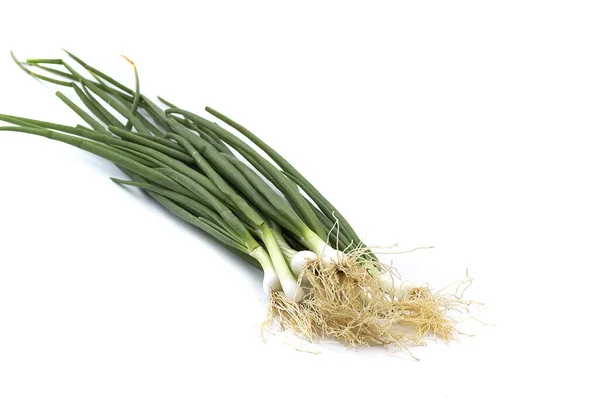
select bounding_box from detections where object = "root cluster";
[265,249,468,348]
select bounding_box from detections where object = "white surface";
[1,1,599,397]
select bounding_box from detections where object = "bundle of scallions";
[0,51,462,347]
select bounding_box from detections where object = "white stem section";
[318,242,346,264]
[262,267,281,294]
[250,247,281,294]
[377,271,415,300]
[302,230,346,265]
[262,228,306,302]
[282,278,307,302]
[290,251,318,277]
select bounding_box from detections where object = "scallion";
[0,51,467,348]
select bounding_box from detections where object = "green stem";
[122,56,140,131]
[165,108,326,240]
[207,107,363,247]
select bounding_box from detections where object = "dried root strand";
[264,249,468,348]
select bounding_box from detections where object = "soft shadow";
[112,182,263,288]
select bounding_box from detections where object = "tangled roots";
[264,249,468,348]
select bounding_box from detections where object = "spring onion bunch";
[0,51,463,347]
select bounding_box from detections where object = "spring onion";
[0,51,466,348]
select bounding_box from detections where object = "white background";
[1,1,599,397]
